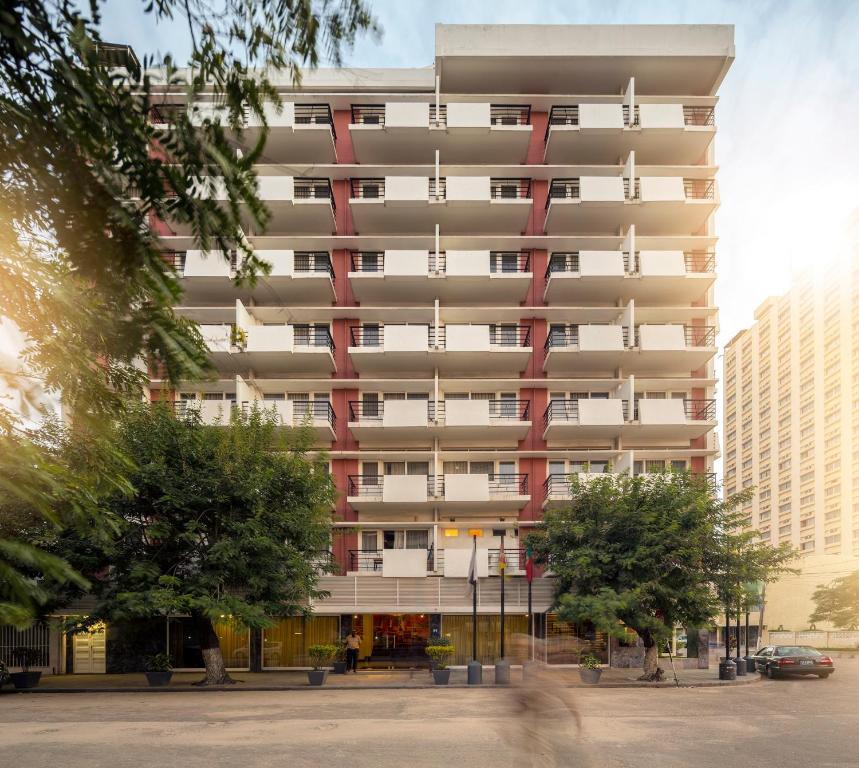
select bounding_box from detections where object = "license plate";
[800,660,813,666]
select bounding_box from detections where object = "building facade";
[43,24,731,673]
[722,211,859,633]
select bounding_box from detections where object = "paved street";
[2,660,856,768]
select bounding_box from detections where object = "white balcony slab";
[444,473,490,502]
[382,549,428,578]
[579,103,624,129]
[384,250,429,276]
[444,398,490,426]
[638,250,686,276]
[257,176,295,201]
[445,324,489,352]
[201,325,232,352]
[198,400,232,424]
[638,103,685,129]
[445,176,490,201]
[255,250,293,276]
[446,102,490,128]
[443,547,490,578]
[246,325,292,352]
[579,251,625,277]
[382,475,429,504]
[385,102,430,128]
[580,176,626,202]
[385,176,429,202]
[639,176,686,202]
[637,398,686,425]
[384,324,429,352]
[183,250,232,278]
[382,399,428,428]
[578,398,625,425]
[444,250,490,276]
[579,324,625,351]
[638,324,686,350]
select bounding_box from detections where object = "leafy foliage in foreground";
[810,570,859,629]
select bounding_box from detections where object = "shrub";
[308,644,338,670]
[10,647,41,672]
[579,653,601,670]
[425,636,455,670]
[143,653,173,672]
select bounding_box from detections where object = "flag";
[524,541,534,583]
[467,536,478,596]
[498,538,507,577]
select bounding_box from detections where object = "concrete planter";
[145,671,173,687]
[432,669,451,685]
[579,668,602,684]
[333,661,347,675]
[10,671,42,690]
[307,670,329,686]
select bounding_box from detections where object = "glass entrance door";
[365,614,430,668]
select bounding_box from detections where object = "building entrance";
[359,614,430,668]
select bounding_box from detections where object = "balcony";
[349,103,532,163]
[438,473,530,511]
[348,324,532,375]
[348,548,434,577]
[173,398,236,425]
[543,473,618,508]
[349,176,532,234]
[623,397,716,441]
[199,324,236,365]
[542,398,625,441]
[544,176,717,235]
[238,324,335,374]
[544,104,715,164]
[347,475,437,512]
[543,250,715,304]
[174,249,335,304]
[241,399,336,442]
[627,324,717,374]
[347,398,529,446]
[348,250,532,303]
[185,102,336,162]
[543,324,629,374]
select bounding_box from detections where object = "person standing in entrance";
[345,629,362,673]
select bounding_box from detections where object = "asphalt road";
[1,659,856,768]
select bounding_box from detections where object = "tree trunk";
[193,615,234,685]
[638,631,665,682]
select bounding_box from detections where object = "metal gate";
[0,623,51,668]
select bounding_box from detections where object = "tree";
[531,472,794,681]
[74,403,336,684]
[810,570,859,629]
[0,0,377,626]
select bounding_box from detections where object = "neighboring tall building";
[63,24,730,673]
[723,211,859,632]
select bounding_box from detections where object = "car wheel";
[818,673,832,679]
[766,665,777,679]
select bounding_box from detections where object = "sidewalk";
[6,667,761,693]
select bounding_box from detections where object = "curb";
[1,675,762,694]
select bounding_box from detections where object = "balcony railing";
[294,104,336,138]
[545,252,580,279]
[347,475,437,497]
[349,251,530,275]
[348,400,429,422]
[545,106,579,140]
[350,104,385,125]
[684,251,716,273]
[546,178,580,206]
[490,178,532,199]
[631,325,716,348]
[623,177,641,200]
[172,399,236,418]
[543,399,580,427]
[488,325,531,347]
[348,324,434,348]
[429,104,447,125]
[348,548,437,573]
[490,105,532,125]
[435,399,531,422]
[683,106,715,126]
[148,103,187,124]
[488,548,526,571]
[543,473,610,499]
[350,178,385,199]
[429,177,447,199]
[293,178,336,211]
[293,251,334,280]
[349,324,531,349]
[683,398,717,420]
[243,399,335,428]
[683,178,716,200]
[166,250,187,273]
[291,326,336,353]
[622,104,640,127]
[437,474,529,497]
[544,326,580,350]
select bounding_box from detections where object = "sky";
[95,0,859,355]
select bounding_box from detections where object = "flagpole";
[471,534,478,662]
[499,533,505,659]
[528,578,533,661]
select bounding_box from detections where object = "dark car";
[752,645,834,679]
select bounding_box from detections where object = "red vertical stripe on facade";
[332,110,355,164]
[525,111,548,166]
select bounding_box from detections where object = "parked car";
[752,645,834,679]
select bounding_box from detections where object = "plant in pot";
[143,653,174,687]
[332,639,348,674]
[307,644,337,686]
[578,653,602,684]
[425,637,455,685]
[9,647,42,689]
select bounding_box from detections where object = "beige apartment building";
[27,24,731,675]
[723,212,859,633]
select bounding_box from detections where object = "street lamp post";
[467,531,482,685]
[495,532,510,684]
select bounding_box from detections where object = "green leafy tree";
[531,472,794,680]
[75,403,336,684]
[0,0,377,627]
[810,570,859,630]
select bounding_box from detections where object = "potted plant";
[578,653,602,684]
[143,653,173,687]
[425,637,455,685]
[9,647,42,689]
[0,660,9,690]
[332,639,348,675]
[307,644,337,686]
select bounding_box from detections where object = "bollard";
[718,658,736,681]
[467,660,483,685]
[744,656,756,673]
[734,656,747,676]
[494,659,510,685]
